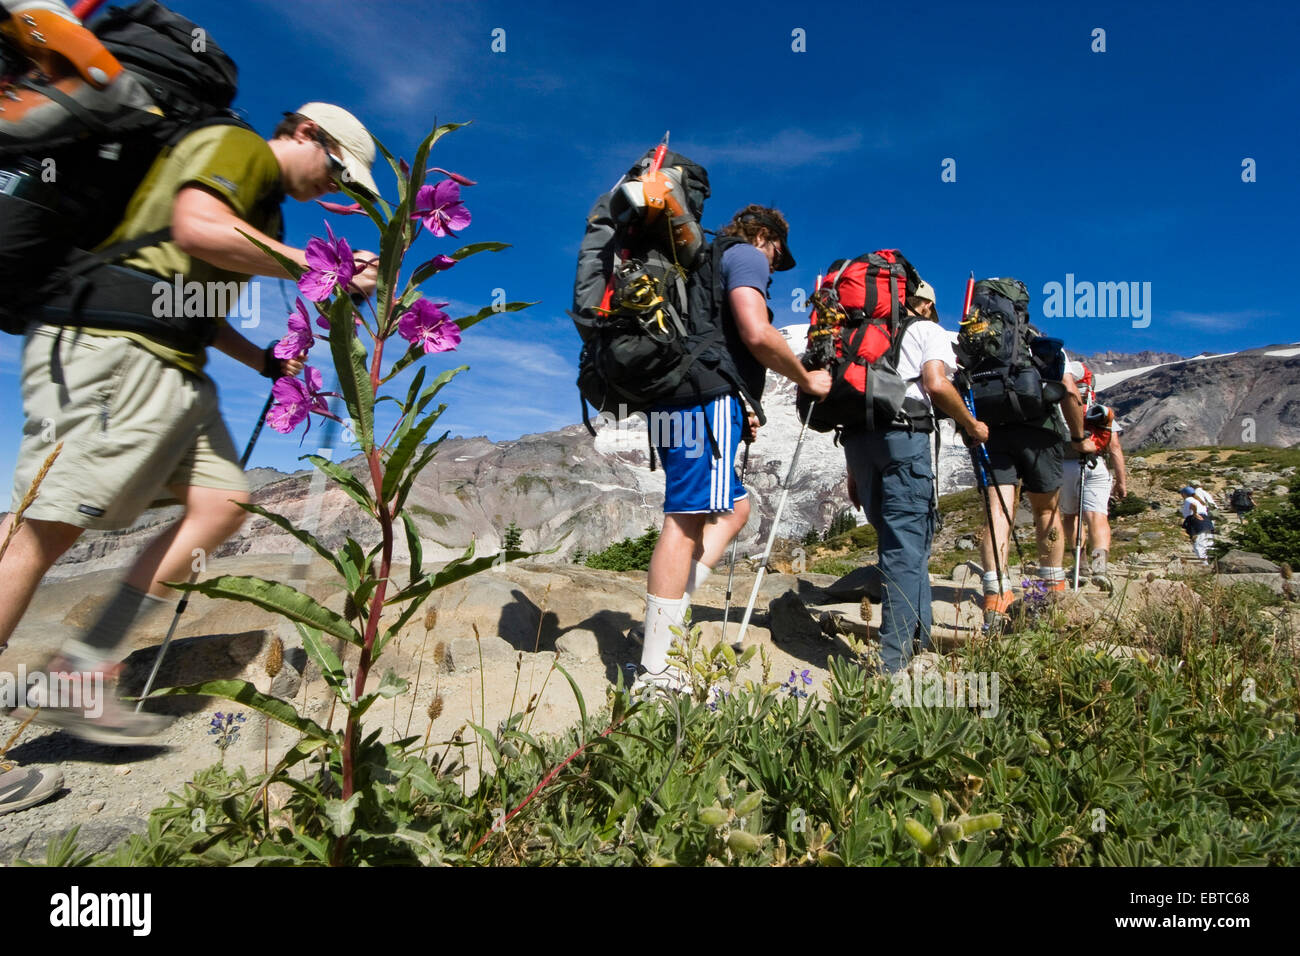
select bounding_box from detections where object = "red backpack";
[797,250,925,433]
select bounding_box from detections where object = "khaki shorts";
[10,325,248,531]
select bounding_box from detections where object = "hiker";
[1230,487,1256,520]
[842,278,988,672]
[1190,479,1217,513]
[1060,362,1127,591]
[0,100,381,754]
[953,278,1095,621]
[1180,486,1214,563]
[636,206,830,691]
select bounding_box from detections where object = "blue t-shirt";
[718,242,772,401]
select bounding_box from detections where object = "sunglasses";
[314,134,347,181]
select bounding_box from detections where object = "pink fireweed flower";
[298,222,356,302]
[398,299,461,354]
[417,253,457,276]
[411,180,471,237]
[315,200,365,215]
[426,167,477,187]
[267,366,332,434]
[273,299,315,359]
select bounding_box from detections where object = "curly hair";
[719,204,789,245]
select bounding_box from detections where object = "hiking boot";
[983,590,1017,615]
[0,765,64,815]
[1092,573,1114,593]
[629,664,692,700]
[16,659,173,746]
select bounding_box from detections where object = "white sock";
[641,593,685,674]
[981,571,1000,595]
[680,560,713,619]
[1039,566,1065,583]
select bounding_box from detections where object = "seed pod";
[726,830,762,855]
[265,636,284,679]
[424,607,438,630]
[960,813,1002,837]
[904,818,939,856]
[816,849,845,867]
[698,806,729,827]
[928,793,945,824]
[716,775,731,801]
[733,792,764,818]
[1006,766,1025,780]
[427,695,444,721]
[1027,732,1050,755]
[938,822,963,844]
[343,593,358,621]
[433,641,447,669]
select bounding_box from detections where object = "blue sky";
[2,0,1297,482]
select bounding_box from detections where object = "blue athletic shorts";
[652,395,748,514]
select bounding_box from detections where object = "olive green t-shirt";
[83,124,284,374]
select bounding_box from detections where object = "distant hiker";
[954,278,1095,621]
[1190,480,1217,512]
[1180,486,1214,563]
[1061,362,1127,591]
[1230,487,1256,520]
[0,82,380,749]
[837,275,988,672]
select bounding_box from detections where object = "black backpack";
[0,0,244,339]
[572,148,756,442]
[1230,488,1253,511]
[955,277,1066,426]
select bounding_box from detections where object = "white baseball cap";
[914,279,936,303]
[293,102,379,198]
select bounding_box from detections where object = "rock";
[1214,572,1285,595]
[1113,528,1140,542]
[443,636,518,673]
[555,628,600,663]
[823,565,883,602]
[1215,550,1281,574]
[88,799,106,813]
[767,590,824,644]
[1138,532,1164,545]
[1146,500,1162,511]
[1273,485,1289,497]
[956,536,976,551]
[1128,458,1151,471]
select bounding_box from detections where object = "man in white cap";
[0,100,380,754]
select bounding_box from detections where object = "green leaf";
[380,343,423,385]
[334,165,390,228]
[326,294,375,452]
[149,678,333,741]
[177,574,362,647]
[554,659,588,743]
[393,438,448,516]
[399,365,427,426]
[383,405,447,501]
[293,832,330,862]
[372,137,408,206]
[236,229,303,281]
[450,240,511,261]
[375,590,430,659]
[303,454,375,517]
[297,623,348,693]
[453,300,535,334]
[354,669,410,718]
[401,512,424,585]
[325,792,362,838]
[238,502,342,578]
[392,366,464,448]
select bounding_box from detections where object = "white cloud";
[1167,309,1278,332]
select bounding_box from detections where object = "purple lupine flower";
[298,222,356,302]
[397,299,461,354]
[411,180,471,237]
[273,299,314,359]
[266,366,330,434]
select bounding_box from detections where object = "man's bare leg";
[0,514,84,646]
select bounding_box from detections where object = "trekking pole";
[733,401,815,649]
[135,571,198,712]
[719,440,751,647]
[240,391,276,469]
[1072,455,1089,591]
[963,389,1006,597]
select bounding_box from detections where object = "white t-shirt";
[1181,497,1208,519]
[898,319,957,407]
[1192,488,1216,509]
